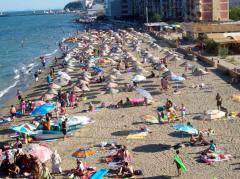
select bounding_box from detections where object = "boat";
[31,115,94,140]
[33,130,74,140]
[0,12,8,17]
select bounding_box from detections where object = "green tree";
[64,1,84,11]
[205,40,218,55]
[149,13,161,22]
[229,7,240,21]
[218,47,228,58]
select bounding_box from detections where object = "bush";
[205,40,218,55]
[149,13,161,22]
[218,47,228,58]
[229,7,240,21]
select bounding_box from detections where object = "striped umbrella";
[72,148,97,159]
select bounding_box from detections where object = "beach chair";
[90,168,109,179]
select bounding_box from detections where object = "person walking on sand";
[34,71,39,82]
[61,118,68,140]
[20,99,26,115]
[216,93,222,110]
[173,150,184,177]
[180,104,186,122]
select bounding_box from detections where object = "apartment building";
[104,0,133,18]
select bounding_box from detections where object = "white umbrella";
[54,78,69,86]
[81,85,90,91]
[109,88,119,94]
[47,89,58,95]
[107,82,118,88]
[132,74,146,82]
[73,86,82,92]
[136,88,153,100]
[79,80,89,85]
[58,71,71,81]
[50,83,61,89]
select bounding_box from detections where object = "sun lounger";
[91,169,109,179]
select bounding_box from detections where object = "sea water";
[0,13,84,107]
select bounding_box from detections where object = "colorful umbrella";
[31,103,56,116]
[11,124,36,135]
[72,148,97,159]
[91,66,104,73]
[136,88,153,100]
[172,124,198,134]
[23,144,52,163]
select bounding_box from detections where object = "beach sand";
[0,29,240,179]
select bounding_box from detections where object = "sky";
[0,0,74,12]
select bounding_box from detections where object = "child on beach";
[20,99,26,115]
[10,105,16,120]
[179,104,186,121]
[173,150,184,177]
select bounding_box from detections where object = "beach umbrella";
[11,124,36,135]
[91,66,105,73]
[31,103,56,116]
[73,86,82,93]
[132,74,146,82]
[169,75,185,81]
[79,80,89,85]
[172,124,198,135]
[81,85,90,92]
[50,83,61,89]
[31,101,46,108]
[43,94,55,101]
[47,89,58,95]
[54,78,69,86]
[58,71,71,81]
[23,144,52,163]
[72,148,97,159]
[136,88,153,100]
[107,82,118,88]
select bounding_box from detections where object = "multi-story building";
[161,0,229,21]
[104,0,133,18]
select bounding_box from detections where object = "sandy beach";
[0,27,240,179]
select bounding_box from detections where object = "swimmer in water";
[21,40,24,48]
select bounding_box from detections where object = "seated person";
[88,102,95,112]
[147,71,155,78]
[43,118,51,131]
[118,162,134,178]
[205,140,216,153]
[73,159,85,177]
[124,97,131,107]
[8,164,20,178]
[116,100,124,108]
[190,131,208,146]
[13,137,23,149]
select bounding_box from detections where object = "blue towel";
[90,169,109,179]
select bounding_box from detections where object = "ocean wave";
[44,49,58,57]
[13,68,20,80]
[0,80,19,98]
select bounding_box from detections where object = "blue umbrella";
[31,104,56,116]
[91,66,104,73]
[11,124,36,135]
[172,124,198,134]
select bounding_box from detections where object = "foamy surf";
[0,80,19,98]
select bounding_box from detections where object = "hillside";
[64,1,84,11]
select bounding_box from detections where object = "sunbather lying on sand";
[118,162,134,178]
[199,152,232,164]
[190,132,209,146]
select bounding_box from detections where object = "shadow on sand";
[132,144,171,153]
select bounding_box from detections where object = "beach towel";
[126,131,148,140]
[0,118,11,124]
[90,169,109,179]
